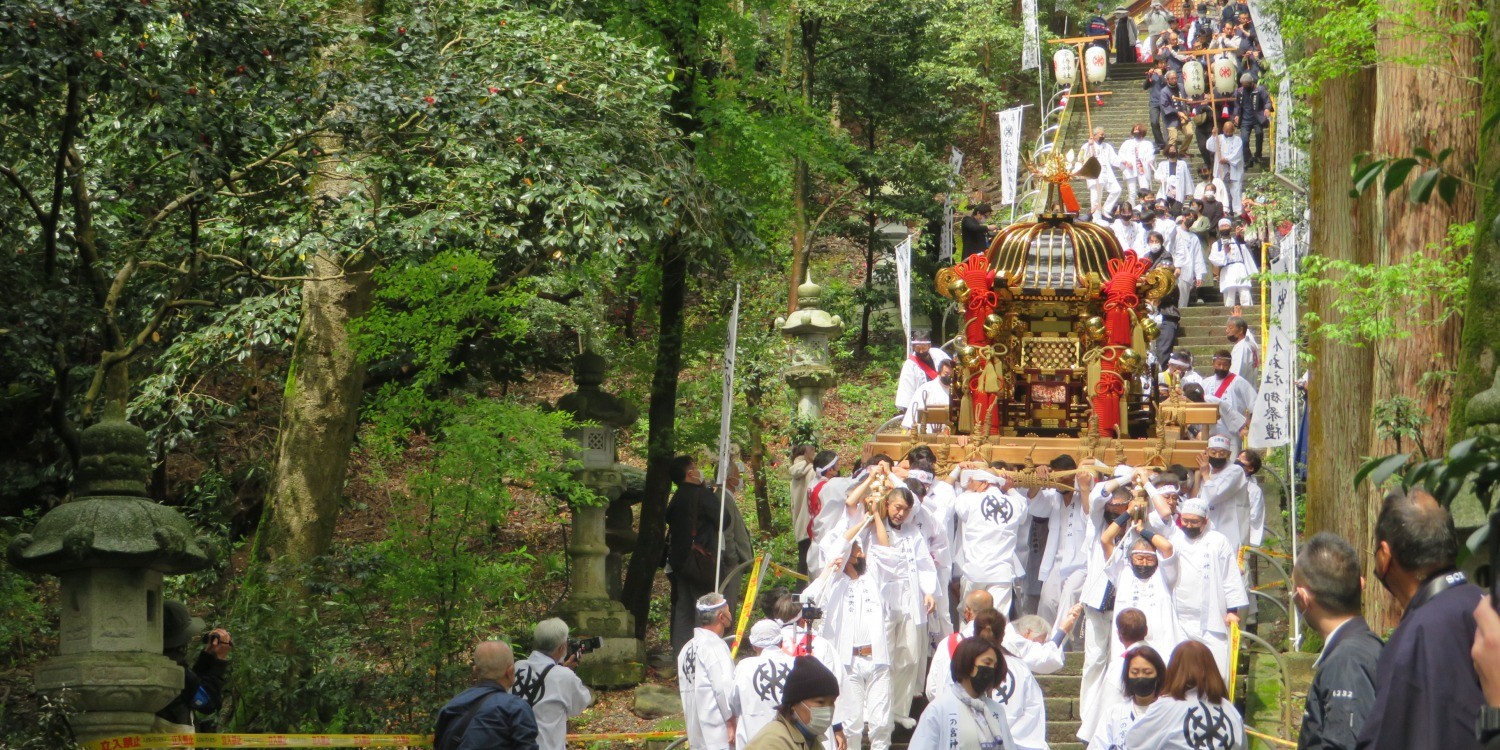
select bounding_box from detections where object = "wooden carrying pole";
[1048,35,1111,133]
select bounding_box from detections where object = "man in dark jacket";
[1356,489,1486,750]
[1144,61,1169,148]
[1221,1,1251,27]
[155,601,232,732]
[664,455,727,654]
[961,203,995,258]
[434,641,539,750]
[1295,533,1383,750]
[1233,74,1271,167]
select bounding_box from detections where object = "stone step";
[1049,719,1087,743]
[1045,695,1079,720]
[1036,672,1083,698]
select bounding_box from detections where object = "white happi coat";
[1090,699,1151,750]
[1118,136,1157,184]
[1205,133,1245,182]
[1166,526,1249,637]
[1172,231,1208,284]
[1154,158,1197,203]
[1078,139,1122,183]
[1208,238,1259,292]
[896,349,952,410]
[806,536,891,667]
[1108,551,1183,662]
[994,656,1049,750]
[807,477,857,573]
[1246,480,1265,546]
[731,649,794,747]
[902,377,952,431]
[679,627,737,750]
[867,520,938,626]
[1230,335,1259,383]
[1111,220,1148,256]
[1151,216,1179,250]
[1204,372,1258,435]
[910,683,1018,750]
[954,487,1035,586]
[1197,463,1252,548]
[1032,488,1091,586]
[1124,691,1246,750]
[513,651,593,750]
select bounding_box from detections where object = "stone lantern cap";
[776,273,845,335]
[554,349,639,430]
[8,419,210,575]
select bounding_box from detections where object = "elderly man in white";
[512,618,594,750]
[806,531,893,750]
[678,593,738,749]
[1204,121,1247,214]
[1078,126,1123,222]
[1162,497,1249,682]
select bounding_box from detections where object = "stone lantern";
[776,272,845,420]
[7,418,210,742]
[552,350,646,688]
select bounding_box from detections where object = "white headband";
[908,469,935,486]
[1157,484,1180,495]
[815,456,839,476]
[696,598,729,613]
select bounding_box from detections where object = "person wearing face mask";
[1165,350,1204,390]
[1170,218,1207,311]
[1205,121,1246,214]
[747,656,842,750]
[803,531,892,750]
[953,468,1039,619]
[1209,220,1259,310]
[911,638,1017,750]
[901,359,954,432]
[1151,201,1179,247]
[680,593,740,750]
[1110,204,1146,255]
[1356,489,1486,750]
[434,641,539,750]
[1292,533,1382,750]
[926,609,1050,750]
[1118,125,1157,197]
[1154,145,1196,208]
[1089,644,1167,750]
[895,332,952,415]
[1238,450,1265,547]
[1101,509,1184,663]
[734,620,800,746]
[1195,436,1251,549]
[1125,641,1245,749]
[1076,471,1138,742]
[1162,497,1247,683]
[1079,127,1123,222]
[863,478,939,729]
[1226,315,1259,382]
[1204,351,1257,457]
[1196,182,1226,233]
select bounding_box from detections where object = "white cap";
[1113,465,1135,480]
[749,619,785,649]
[1218,218,1233,228]
[1179,497,1210,518]
[1207,435,1231,450]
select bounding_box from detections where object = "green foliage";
[1296,244,1469,352]
[1270,0,1482,96]
[0,515,49,669]
[1349,149,1471,206]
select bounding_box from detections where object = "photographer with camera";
[154,601,232,733]
[511,618,595,750]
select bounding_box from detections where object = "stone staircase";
[1178,297,1261,378]
[1039,650,1087,750]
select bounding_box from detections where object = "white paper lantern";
[1183,60,1206,96]
[1211,57,1237,96]
[1084,47,1108,85]
[1053,48,1078,86]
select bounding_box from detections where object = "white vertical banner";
[713,284,741,590]
[1022,0,1040,71]
[997,106,1026,206]
[940,147,964,263]
[1247,249,1295,450]
[895,235,914,354]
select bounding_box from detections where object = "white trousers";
[1226,176,1244,214]
[886,616,926,721]
[1087,175,1122,220]
[962,576,1016,619]
[1222,286,1252,307]
[1078,606,1114,742]
[1180,624,1232,685]
[1038,568,1088,632]
[838,657,893,750]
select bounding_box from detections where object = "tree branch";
[0,165,45,224]
[43,69,83,279]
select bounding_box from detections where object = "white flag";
[895,235,913,354]
[713,284,741,589]
[1248,248,1296,450]
[1022,0,1040,71]
[940,147,964,263]
[997,107,1026,205]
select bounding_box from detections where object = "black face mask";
[1182,525,1204,539]
[1103,510,1125,526]
[1213,367,1230,379]
[1227,334,1239,343]
[1237,462,1255,475]
[1127,676,1159,698]
[971,665,997,693]
[1219,229,1232,237]
[1208,456,1229,470]
[851,557,867,575]
[940,375,953,386]
[1132,563,1158,580]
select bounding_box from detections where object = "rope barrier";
[1245,727,1299,747]
[768,561,809,582]
[1252,579,1286,592]
[83,730,689,750]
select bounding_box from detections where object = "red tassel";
[1059,183,1081,214]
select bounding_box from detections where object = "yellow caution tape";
[83,730,688,750]
[1228,622,1242,703]
[733,554,768,658]
[1245,727,1299,747]
[1252,579,1286,592]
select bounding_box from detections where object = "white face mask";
[801,704,835,735]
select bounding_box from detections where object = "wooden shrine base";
[862,432,1211,468]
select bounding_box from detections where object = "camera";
[794,594,823,623]
[567,636,603,660]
